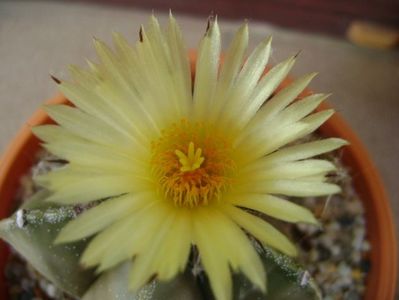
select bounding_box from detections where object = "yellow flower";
[33,14,346,300]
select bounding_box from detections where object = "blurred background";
[0,0,398,296]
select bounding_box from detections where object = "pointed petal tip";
[41,103,55,114]
[92,36,101,45]
[329,137,349,147]
[333,184,343,194]
[50,75,62,84]
[80,252,97,270]
[95,265,106,275]
[139,25,144,42]
[45,194,57,203]
[259,36,272,48]
[31,125,42,135]
[302,72,318,82]
[205,13,220,35]
[111,31,125,43]
[53,233,67,245]
[290,245,299,257]
[80,260,94,271]
[294,50,302,58]
[280,54,297,67]
[322,108,335,117]
[249,267,267,293]
[305,214,321,227]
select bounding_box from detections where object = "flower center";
[175,142,205,172]
[151,120,235,207]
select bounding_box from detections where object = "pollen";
[151,120,236,207]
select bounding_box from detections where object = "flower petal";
[128,208,178,291]
[222,205,297,256]
[151,210,192,280]
[237,122,310,163]
[80,198,159,268]
[257,72,317,120]
[241,180,341,197]
[276,93,329,125]
[34,126,148,169]
[43,104,136,147]
[211,22,248,121]
[193,18,221,120]
[221,37,272,127]
[301,109,334,133]
[211,208,266,292]
[242,72,317,140]
[255,138,348,165]
[239,56,296,126]
[230,194,318,225]
[192,208,233,300]
[39,166,151,204]
[166,13,192,115]
[55,194,148,243]
[241,159,336,180]
[138,16,191,120]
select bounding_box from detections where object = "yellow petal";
[211,22,248,121]
[55,194,148,243]
[129,206,178,290]
[242,159,336,180]
[192,208,232,300]
[238,122,310,163]
[301,109,334,133]
[43,104,135,147]
[223,37,272,128]
[253,138,348,166]
[59,82,142,138]
[230,194,318,225]
[209,208,266,292]
[153,210,192,280]
[80,199,158,268]
[43,173,145,204]
[222,205,297,256]
[150,15,189,115]
[96,200,167,272]
[127,209,192,287]
[241,180,341,197]
[258,72,317,121]
[242,72,317,139]
[32,124,80,144]
[277,93,329,125]
[239,55,296,127]
[167,13,192,114]
[193,18,221,120]
[38,132,148,170]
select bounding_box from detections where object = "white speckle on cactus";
[16,209,26,228]
[300,271,310,286]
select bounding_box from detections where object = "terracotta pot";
[0,56,397,299]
